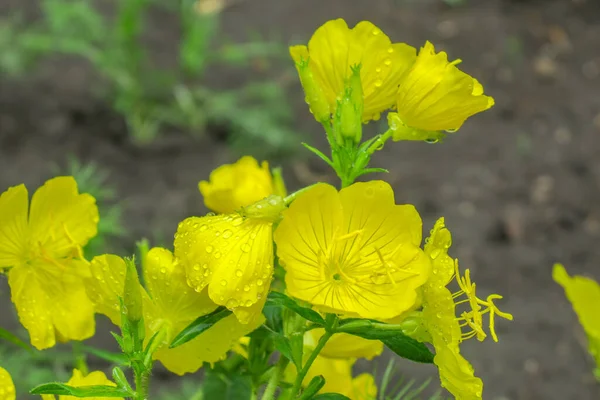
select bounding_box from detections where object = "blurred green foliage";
[0,0,299,155]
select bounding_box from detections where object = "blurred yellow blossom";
[85,250,262,375]
[0,177,98,349]
[395,41,494,135]
[40,369,122,400]
[553,263,600,379]
[415,218,512,399]
[275,181,430,320]
[308,328,383,361]
[175,195,284,324]
[302,357,377,399]
[199,156,286,214]
[290,19,416,122]
[0,367,15,400]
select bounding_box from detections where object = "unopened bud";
[291,50,331,123]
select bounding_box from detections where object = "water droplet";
[203,270,210,277]
[227,299,238,308]
[160,268,166,274]
[375,80,383,87]
[436,312,442,319]
[232,218,244,227]
[192,223,199,229]
[199,224,208,232]
[375,67,382,73]
[193,264,200,271]
[425,138,439,144]
[257,279,264,286]
[241,243,251,253]
[245,300,253,307]
[220,279,227,286]
[243,285,250,292]
[214,251,222,259]
[206,245,213,253]
[384,59,392,66]
[387,47,394,53]
[236,269,243,277]
[222,229,233,239]
[269,198,278,206]
[372,29,380,35]
[215,231,221,237]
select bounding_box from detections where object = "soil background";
[1,0,600,399]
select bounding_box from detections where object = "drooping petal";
[175,215,274,323]
[144,247,217,324]
[9,263,95,350]
[85,254,128,326]
[350,373,378,400]
[61,369,123,400]
[424,217,455,286]
[199,156,276,214]
[396,41,494,132]
[275,183,343,307]
[152,313,264,375]
[0,366,16,400]
[28,177,98,257]
[433,345,483,400]
[0,184,29,268]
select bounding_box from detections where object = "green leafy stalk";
[260,356,289,400]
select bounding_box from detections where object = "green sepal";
[30,383,130,397]
[266,292,325,325]
[170,307,232,348]
[302,142,334,168]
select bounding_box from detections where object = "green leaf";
[312,394,351,399]
[170,307,232,348]
[271,334,297,368]
[302,142,334,167]
[80,344,130,366]
[262,304,284,333]
[266,292,325,325]
[381,334,434,364]
[202,370,252,400]
[0,327,32,352]
[30,383,130,397]
[297,375,325,400]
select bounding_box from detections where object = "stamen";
[375,248,397,286]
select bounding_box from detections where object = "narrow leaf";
[301,142,334,167]
[80,344,130,366]
[170,307,232,348]
[312,394,351,399]
[266,292,325,325]
[0,327,32,352]
[31,383,130,397]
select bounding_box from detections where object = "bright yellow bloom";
[199,156,286,214]
[308,329,383,360]
[395,41,494,134]
[0,367,15,400]
[418,218,512,399]
[303,357,377,399]
[40,369,123,400]
[86,249,262,375]
[0,177,98,349]
[290,19,417,122]
[174,196,284,324]
[275,181,430,320]
[553,264,600,378]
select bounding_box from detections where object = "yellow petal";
[433,345,483,400]
[297,19,416,121]
[28,177,98,257]
[9,263,95,350]
[153,313,264,375]
[0,367,16,400]
[350,373,378,400]
[85,255,128,326]
[0,184,28,268]
[396,41,494,132]
[553,263,600,369]
[174,215,274,323]
[304,356,355,396]
[310,329,383,361]
[199,156,275,214]
[61,369,122,400]
[424,217,455,286]
[144,247,218,324]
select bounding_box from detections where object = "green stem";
[260,356,290,400]
[72,342,88,376]
[366,128,393,154]
[283,184,319,205]
[289,331,333,398]
[134,365,150,400]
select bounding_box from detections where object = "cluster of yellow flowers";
[0,18,517,400]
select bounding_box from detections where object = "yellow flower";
[0,177,98,350]
[394,41,494,134]
[553,264,600,377]
[199,156,286,214]
[308,328,383,361]
[174,196,284,324]
[275,181,430,320]
[41,369,123,400]
[418,218,512,399]
[0,367,16,400]
[290,19,417,122]
[304,357,377,400]
[86,249,263,375]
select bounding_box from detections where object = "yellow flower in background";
[290,19,417,122]
[308,328,383,361]
[553,264,600,378]
[199,156,286,214]
[175,196,285,324]
[395,41,494,135]
[0,367,15,400]
[0,177,98,350]
[85,249,262,375]
[305,357,377,399]
[417,218,512,399]
[40,369,123,400]
[275,181,430,320]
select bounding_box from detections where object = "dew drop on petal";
[243,285,250,292]
[220,279,227,286]
[199,224,208,232]
[222,229,233,239]
[387,47,394,53]
[257,279,264,286]
[241,244,251,253]
[236,269,243,277]
[384,59,392,66]
[375,80,383,88]
[206,245,213,254]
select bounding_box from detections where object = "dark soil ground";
[1,0,600,399]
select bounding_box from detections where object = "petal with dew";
[0,185,28,268]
